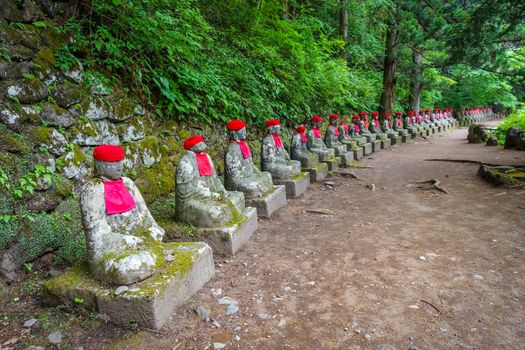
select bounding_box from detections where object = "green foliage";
[496,108,525,144]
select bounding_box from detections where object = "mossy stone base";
[352,147,364,160]
[306,162,329,182]
[477,165,525,187]
[42,242,214,330]
[402,134,411,143]
[371,140,381,152]
[381,138,391,149]
[390,136,402,145]
[194,207,258,255]
[274,172,310,198]
[321,156,340,171]
[336,151,354,167]
[362,143,373,156]
[246,185,287,218]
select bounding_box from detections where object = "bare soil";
[2,122,524,350]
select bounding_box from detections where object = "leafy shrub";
[496,108,525,144]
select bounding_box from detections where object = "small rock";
[211,331,231,343]
[22,318,38,328]
[419,256,426,261]
[225,304,239,315]
[306,281,316,286]
[165,254,175,262]
[473,274,484,280]
[195,305,211,323]
[376,346,392,350]
[408,304,420,309]
[218,297,238,305]
[213,343,226,350]
[277,319,286,328]
[234,335,240,342]
[212,320,221,328]
[211,288,223,297]
[364,334,372,340]
[47,331,63,344]
[114,286,129,296]
[128,287,140,292]
[256,312,271,320]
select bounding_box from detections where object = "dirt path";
[6,123,524,350]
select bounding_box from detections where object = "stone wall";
[0,1,297,283]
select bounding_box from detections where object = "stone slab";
[245,185,286,218]
[371,140,381,152]
[362,143,373,156]
[352,147,364,160]
[321,157,340,171]
[274,172,310,198]
[196,207,258,256]
[401,134,411,143]
[306,163,329,182]
[381,138,391,149]
[337,152,354,167]
[390,136,402,145]
[43,242,215,330]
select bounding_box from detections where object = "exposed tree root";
[413,178,450,194]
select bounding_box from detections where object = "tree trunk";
[339,0,348,61]
[379,22,398,119]
[282,0,289,19]
[408,48,423,112]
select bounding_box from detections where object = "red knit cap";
[425,109,430,112]
[395,111,402,116]
[183,135,205,150]
[329,114,339,120]
[226,119,246,131]
[93,144,125,162]
[419,110,425,113]
[310,115,323,123]
[352,115,360,120]
[359,111,368,116]
[385,113,392,117]
[296,125,306,133]
[372,111,379,117]
[266,119,280,127]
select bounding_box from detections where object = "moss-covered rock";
[34,47,55,76]
[0,61,32,80]
[0,125,30,154]
[7,45,35,62]
[135,160,175,204]
[51,80,83,108]
[108,98,135,122]
[31,126,67,155]
[139,136,163,167]
[477,164,525,187]
[117,117,146,143]
[69,120,119,146]
[60,144,87,179]
[40,101,76,128]
[2,77,48,104]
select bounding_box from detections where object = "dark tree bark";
[339,0,348,61]
[379,21,399,119]
[408,48,423,112]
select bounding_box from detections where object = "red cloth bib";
[341,122,349,134]
[364,120,369,128]
[272,134,283,147]
[388,120,392,128]
[396,119,402,127]
[313,128,321,138]
[195,152,213,176]
[331,125,340,136]
[234,140,251,159]
[354,124,361,133]
[373,119,380,128]
[103,178,136,215]
[299,132,307,142]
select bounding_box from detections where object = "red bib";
[313,128,321,138]
[354,124,361,133]
[272,134,283,147]
[195,152,213,176]
[363,120,369,128]
[103,178,136,215]
[341,122,349,134]
[234,140,251,159]
[388,120,392,128]
[331,125,340,136]
[299,132,307,142]
[397,119,402,127]
[373,119,380,128]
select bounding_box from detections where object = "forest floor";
[2,121,525,350]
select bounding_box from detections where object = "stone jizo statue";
[307,115,335,161]
[224,119,273,199]
[176,135,243,228]
[369,111,386,138]
[261,119,301,179]
[393,112,408,135]
[80,144,165,285]
[381,113,398,138]
[324,114,347,153]
[291,125,318,168]
[358,112,376,141]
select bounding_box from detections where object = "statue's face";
[94,159,123,181]
[268,125,281,134]
[191,141,207,152]
[330,119,337,126]
[352,119,358,124]
[230,127,247,141]
[312,122,322,128]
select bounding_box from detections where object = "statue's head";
[395,112,402,118]
[359,112,368,120]
[310,115,322,128]
[184,135,207,153]
[93,144,125,181]
[266,119,281,134]
[227,119,247,141]
[329,114,339,126]
[385,113,391,119]
[351,115,360,124]
[372,112,379,119]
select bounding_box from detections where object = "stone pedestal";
[194,207,258,256]
[362,143,373,156]
[274,172,310,198]
[381,138,391,149]
[43,242,214,331]
[390,136,402,145]
[402,134,411,143]
[321,156,340,171]
[306,163,329,182]
[352,147,364,160]
[336,151,354,167]
[371,140,381,152]
[245,185,286,218]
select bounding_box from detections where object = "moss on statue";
[135,160,175,204]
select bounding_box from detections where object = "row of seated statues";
[79,110,456,285]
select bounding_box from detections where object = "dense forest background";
[55,0,524,125]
